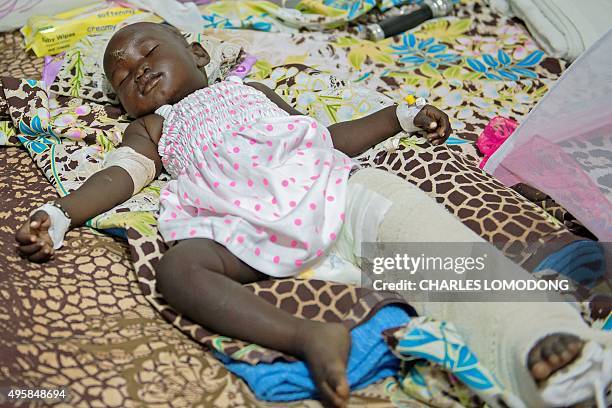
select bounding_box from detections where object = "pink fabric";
[228,54,257,79]
[484,30,612,241]
[42,53,65,88]
[155,77,354,277]
[476,116,518,169]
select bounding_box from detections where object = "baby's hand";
[414,105,452,146]
[15,210,55,263]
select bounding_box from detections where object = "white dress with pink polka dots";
[155,76,355,277]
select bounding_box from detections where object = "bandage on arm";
[396,96,427,133]
[33,203,71,249]
[32,149,156,248]
[41,116,162,239]
[103,146,156,195]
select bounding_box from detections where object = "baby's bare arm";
[16,115,163,262]
[328,106,401,157]
[329,105,452,156]
[245,82,397,156]
[246,82,451,157]
[56,115,163,227]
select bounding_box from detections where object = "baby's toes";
[317,380,344,408]
[528,334,586,383]
[560,334,584,363]
[530,354,553,381]
[545,337,569,367]
[328,365,350,402]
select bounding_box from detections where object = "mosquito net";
[484,29,612,241]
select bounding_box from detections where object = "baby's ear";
[190,42,210,69]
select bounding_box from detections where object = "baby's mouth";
[142,72,162,95]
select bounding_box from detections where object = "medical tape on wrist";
[396,97,426,133]
[32,203,71,250]
[103,146,156,195]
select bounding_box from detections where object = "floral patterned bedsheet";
[0,0,568,235]
[202,0,566,148]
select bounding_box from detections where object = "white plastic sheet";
[0,0,100,32]
[485,29,612,241]
[123,0,203,32]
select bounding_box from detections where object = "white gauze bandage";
[396,96,427,134]
[103,146,156,195]
[379,97,427,151]
[541,341,612,408]
[32,203,71,250]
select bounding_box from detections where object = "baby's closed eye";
[146,44,159,57]
[119,74,129,87]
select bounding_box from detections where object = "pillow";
[49,30,244,105]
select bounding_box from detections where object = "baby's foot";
[528,333,585,382]
[297,321,351,407]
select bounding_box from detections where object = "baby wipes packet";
[21,3,144,57]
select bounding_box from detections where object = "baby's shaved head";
[104,22,187,64]
[109,48,126,61]
[101,21,210,118]
[152,22,190,44]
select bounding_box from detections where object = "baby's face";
[103,23,208,118]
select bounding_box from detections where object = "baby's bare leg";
[156,238,351,407]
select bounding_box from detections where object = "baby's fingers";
[30,210,50,231]
[18,242,42,256]
[15,222,36,244]
[413,108,437,130]
[429,136,442,146]
[435,113,451,139]
[430,135,444,146]
[426,130,444,145]
[17,210,51,245]
[28,245,53,263]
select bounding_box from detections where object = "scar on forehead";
[110,49,127,61]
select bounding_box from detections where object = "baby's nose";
[135,65,153,92]
[135,63,150,80]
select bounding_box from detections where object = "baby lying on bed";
[16,23,609,407]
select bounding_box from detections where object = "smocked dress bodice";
[154,77,355,276]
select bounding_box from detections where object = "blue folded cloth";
[534,239,605,287]
[216,305,410,402]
